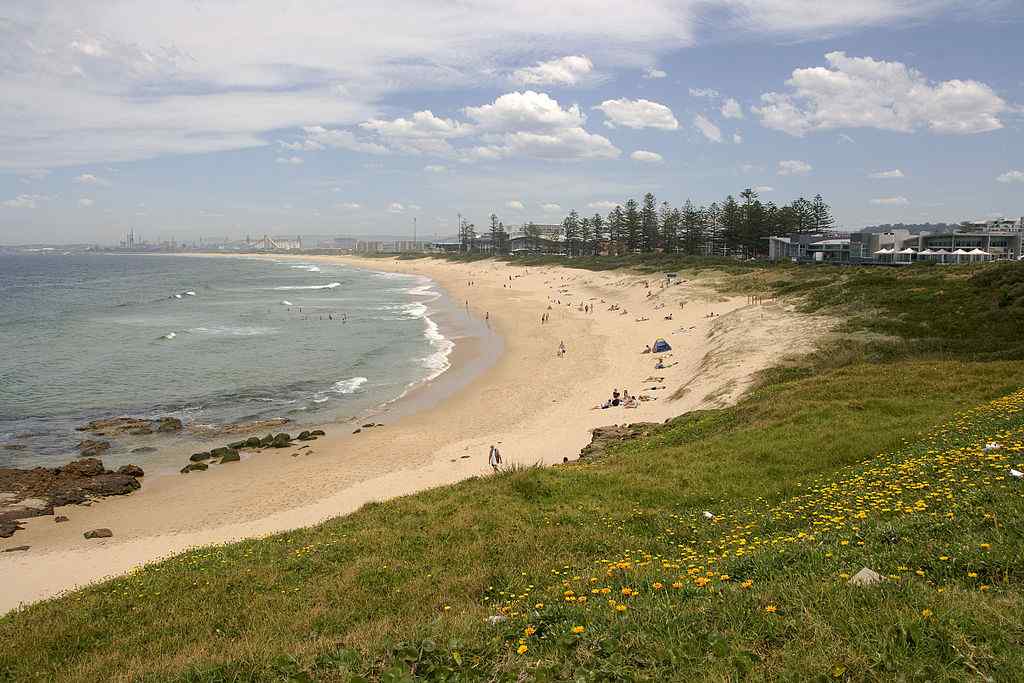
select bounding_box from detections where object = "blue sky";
[1,1,1022,244]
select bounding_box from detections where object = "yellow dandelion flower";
[652,582,663,590]
[921,609,933,618]
[764,605,777,613]
[571,625,585,634]
[523,626,536,637]
[517,644,528,655]
[615,603,628,612]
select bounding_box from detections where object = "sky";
[0,1,1022,245]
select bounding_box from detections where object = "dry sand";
[0,257,833,614]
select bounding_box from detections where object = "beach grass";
[2,261,1024,681]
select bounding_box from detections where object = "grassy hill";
[2,261,1024,682]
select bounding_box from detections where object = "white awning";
[968,248,990,255]
[952,249,970,255]
[898,248,917,254]
[873,248,894,255]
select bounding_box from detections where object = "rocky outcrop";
[117,464,145,477]
[77,416,183,437]
[578,423,660,460]
[77,440,111,458]
[84,528,113,539]
[180,462,209,473]
[0,458,143,538]
[186,418,290,438]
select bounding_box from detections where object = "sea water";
[0,254,465,467]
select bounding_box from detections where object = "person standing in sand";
[488,445,501,472]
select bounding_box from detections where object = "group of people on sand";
[597,388,637,410]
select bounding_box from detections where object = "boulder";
[210,447,232,458]
[272,434,291,448]
[0,521,24,538]
[847,567,883,587]
[83,528,113,539]
[189,452,211,462]
[219,450,240,463]
[61,458,106,477]
[77,440,111,458]
[297,430,312,441]
[244,436,262,448]
[180,462,209,473]
[156,417,183,432]
[227,440,246,449]
[259,435,275,447]
[117,464,145,477]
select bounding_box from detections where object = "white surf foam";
[188,326,277,337]
[159,332,177,340]
[290,264,321,272]
[274,282,341,290]
[421,315,454,381]
[281,300,293,306]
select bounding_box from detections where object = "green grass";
[3,260,1024,681]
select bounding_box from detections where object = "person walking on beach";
[488,444,501,472]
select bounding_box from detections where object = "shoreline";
[0,255,833,614]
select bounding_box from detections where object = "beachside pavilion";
[873,247,995,264]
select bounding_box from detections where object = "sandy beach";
[0,257,832,614]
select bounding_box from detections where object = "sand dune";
[0,257,833,613]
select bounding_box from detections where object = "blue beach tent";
[652,338,671,353]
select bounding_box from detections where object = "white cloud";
[721,98,743,119]
[0,3,992,170]
[275,156,304,165]
[643,67,667,79]
[689,88,720,98]
[461,91,620,161]
[870,196,910,206]
[73,173,111,186]
[424,164,448,173]
[595,98,679,130]
[755,52,1009,137]
[753,185,774,193]
[336,202,362,210]
[694,114,723,142]
[630,150,664,162]
[542,202,561,212]
[387,202,405,213]
[997,170,1024,184]
[466,91,583,132]
[2,194,49,209]
[511,55,594,86]
[278,139,325,152]
[360,110,469,153]
[869,169,905,179]
[300,126,389,155]
[78,198,95,207]
[505,200,525,210]
[587,200,620,210]
[778,159,812,175]
[733,133,743,144]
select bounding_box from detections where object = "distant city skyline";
[1,1,1023,244]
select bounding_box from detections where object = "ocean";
[0,253,469,468]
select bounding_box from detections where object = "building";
[769,217,1023,264]
[507,224,565,255]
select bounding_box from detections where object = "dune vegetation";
[2,260,1024,682]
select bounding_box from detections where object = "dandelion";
[523,626,536,637]
[535,603,544,609]
[672,581,684,589]
[615,603,628,612]
[516,644,528,655]
[571,625,585,634]
[765,605,777,613]
[980,543,991,550]
[652,582,663,590]
[740,579,753,589]
[921,608,933,618]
